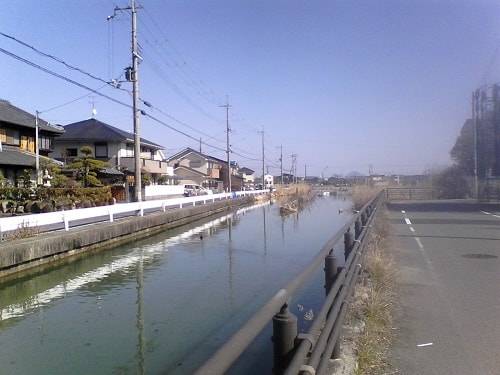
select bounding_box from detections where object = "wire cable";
[0,47,133,110]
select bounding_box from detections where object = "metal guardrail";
[195,191,385,375]
[0,190,266,237]
[386,187,435,200]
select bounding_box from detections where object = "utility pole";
[131,0,141,202]
[110,0,142,201]
[35,111,40,186]
[220,99,232,192]
[291,154,297,184]
[260,130,265,187]
[295,155,298,183]
[473,90,479,200]
[279,145,283,185]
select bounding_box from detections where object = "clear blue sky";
[1,0,499,177]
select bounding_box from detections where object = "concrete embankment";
[0,196,255,280]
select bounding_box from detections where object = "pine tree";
[67,146,109,187]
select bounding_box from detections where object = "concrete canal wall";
[0,196,254,280]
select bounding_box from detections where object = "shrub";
[435,166,470,199]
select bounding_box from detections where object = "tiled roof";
[0,99,64,134]
[58,118,163,149]
[167,147,227,165]
[0,145,57,167]
[239,167,255,174]
[174,165,208,177]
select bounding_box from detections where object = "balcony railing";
[207,168,220,179]
[120,157,167,174]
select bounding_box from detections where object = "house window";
[125,144,134,157]
[95,143,108,158]
[20,136,34,152]
[65,148,77,157]
[0,128,6,143]
[4,128,20,146]
[189,159,202,168]
[39,135,53,150]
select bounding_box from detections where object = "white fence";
[144,184,185,198]
[0,190,267,236]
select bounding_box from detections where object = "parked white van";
[183,184,213,197]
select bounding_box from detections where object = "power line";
[0,44,234,155]
[2,21,264,167]
[39,84,109,114]
[138,98,226,144]
[142,112,226,153]
[0,31,123,90]
[139,3,224,106]
[136,2,264,154]
[0,31,229,146]
[0,47,133,110]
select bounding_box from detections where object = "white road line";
[480,210,500,219]
[415,237,424,249]
[415,236,432,264]
[417,343,434,347]
[400,210,432,265]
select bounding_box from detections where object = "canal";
[0,194,355,375]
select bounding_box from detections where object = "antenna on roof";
[89,95,97,118]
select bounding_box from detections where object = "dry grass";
[273,183,311,198]
[351,186,384,211]
[350,209,399,375]
[273,183,313,207]
[2,221,40,241]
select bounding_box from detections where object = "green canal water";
[0,194,354,375]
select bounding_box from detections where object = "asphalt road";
[386,200,500,375]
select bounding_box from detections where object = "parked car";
[183,184,213,196]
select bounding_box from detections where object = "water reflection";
[0,202,269,323]
[0,196,353,375]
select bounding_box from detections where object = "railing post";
[361,212,367,226]
[272,303,297,375]
[344,228,354,261]
[332,296,342,359]
[63,213,69,231]
[354,217,362,239]
[324,249,338,296]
